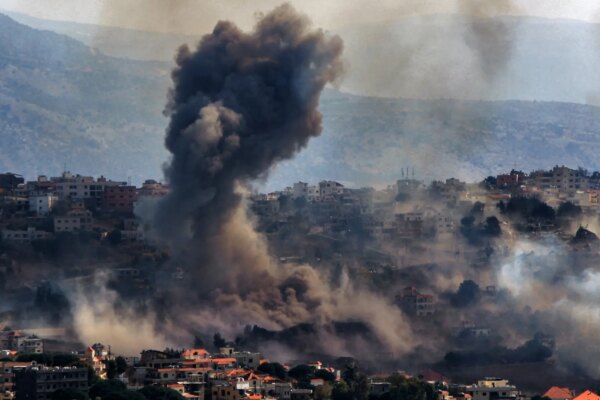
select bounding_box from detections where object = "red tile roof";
[544,387,575,400]
[573,391,600,400]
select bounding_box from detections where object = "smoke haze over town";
[2,2,600,400]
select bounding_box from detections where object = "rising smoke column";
[149,4,421,358]
[156,3,342,246]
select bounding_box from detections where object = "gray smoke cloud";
[155,2,343,249]
[145,3,419,358]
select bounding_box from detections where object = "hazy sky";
[0,0,599,34]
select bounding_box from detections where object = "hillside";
[1,13,600,188]
[0,13,170,181]
[7,11,600,104]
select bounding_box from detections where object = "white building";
[319,181,344,198]
[53,208,93,232]
[28,193,58,216]
[53,172,125,201]
[307,185,320,202]
[467,378,519,400]
[292,182,308,199]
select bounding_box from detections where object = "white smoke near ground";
[494,234,600,375]
[69,272,168,355]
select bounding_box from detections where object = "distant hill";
[3,10,198,63]
[7,11,600,104]
[1,12,600,188]
[0,13,170,182]
[270,94,600,189]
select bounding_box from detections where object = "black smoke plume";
[155,2,342,260]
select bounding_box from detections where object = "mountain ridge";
[1,12,600,189]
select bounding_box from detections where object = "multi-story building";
[292,182,308,199]
[396,286,435,317]
[52,172,125,203]
[0,173,24,192]
[531,166,589,193]
[266,382,293,400]
[17,336,43,354]
[0,361,32,398]
[15,366,88,400]
[230,352,261,370]
[137,180,169,199]
[28,193,58,216]
[104,186,137,213]
[53,208,93,233]
[466,378,519,400]
[1,228,53,243]
[496,171,525,188]
[318,181,344,200]
[210,381,241,400]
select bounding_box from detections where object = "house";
[266,382,292,400]
[543,387,575,400]
[368,377,391,395]
[183,349,210,360]
[211,381,241,400]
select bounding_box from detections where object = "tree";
[193,335,205,348]
[115,356,128,375]
[332,381,353,400]
[450,280,481,308]
[104,359,117,379]
[104,390,146,400]
[50,388,89,400]
[460,216,475,228]
[107,229,122,246]
[288,364,314,380]
[557,201,582,218]
[315,383,333,400]
[483,216,502,236]
[470,202,485,215]
[314,369,336,382]
[482,176,497,189]
[213,333,226,349]
[89,379,127,400]
[257,362,287,380]
[138,386,184,400]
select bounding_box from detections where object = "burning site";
[2,1,600,399]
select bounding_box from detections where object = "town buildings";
[14,365,88,400]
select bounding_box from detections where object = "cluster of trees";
[442,336,553,367]
[50,379,185,400]
[497,197,582,223]
[330,364,437,400]
[449,280,482,308]
[459,202,502,246]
